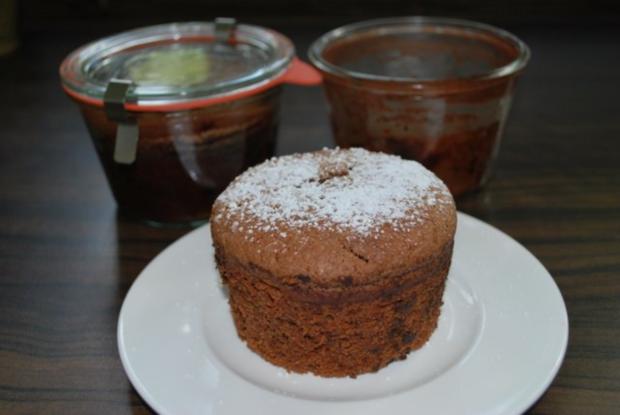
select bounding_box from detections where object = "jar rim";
[308,16,530,85]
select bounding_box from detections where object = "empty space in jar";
[320,22,522,81]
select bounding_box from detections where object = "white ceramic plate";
[118,212,568,415]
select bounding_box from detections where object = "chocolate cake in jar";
[79,89,280,223]
[309,17,530,197]
[211,148,456,377]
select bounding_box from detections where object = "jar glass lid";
[60,20,294,107]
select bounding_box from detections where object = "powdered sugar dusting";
[215,148,452,235]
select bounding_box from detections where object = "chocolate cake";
[210,147,456,377]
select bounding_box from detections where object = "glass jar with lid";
[61,19,321,225]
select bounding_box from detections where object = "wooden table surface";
[0,18,619,414]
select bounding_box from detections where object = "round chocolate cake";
[210,147,456,377]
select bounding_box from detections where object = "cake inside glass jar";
[80,85,280,224]
[310,17,529,197]
[211,148,457,377]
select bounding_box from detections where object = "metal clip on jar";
[309,17,529,197]
[60,19,321,225]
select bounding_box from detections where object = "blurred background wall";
[14,0,620,31]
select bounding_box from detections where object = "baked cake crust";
[211,148,456,377]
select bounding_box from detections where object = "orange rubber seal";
[63,57,322,113]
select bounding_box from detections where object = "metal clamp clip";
[215,17,237,44]
[103,79,139,165]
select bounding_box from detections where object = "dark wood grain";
[0,16,619,415]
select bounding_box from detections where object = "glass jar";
[309,17,529,197]
[61,19,321,225]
